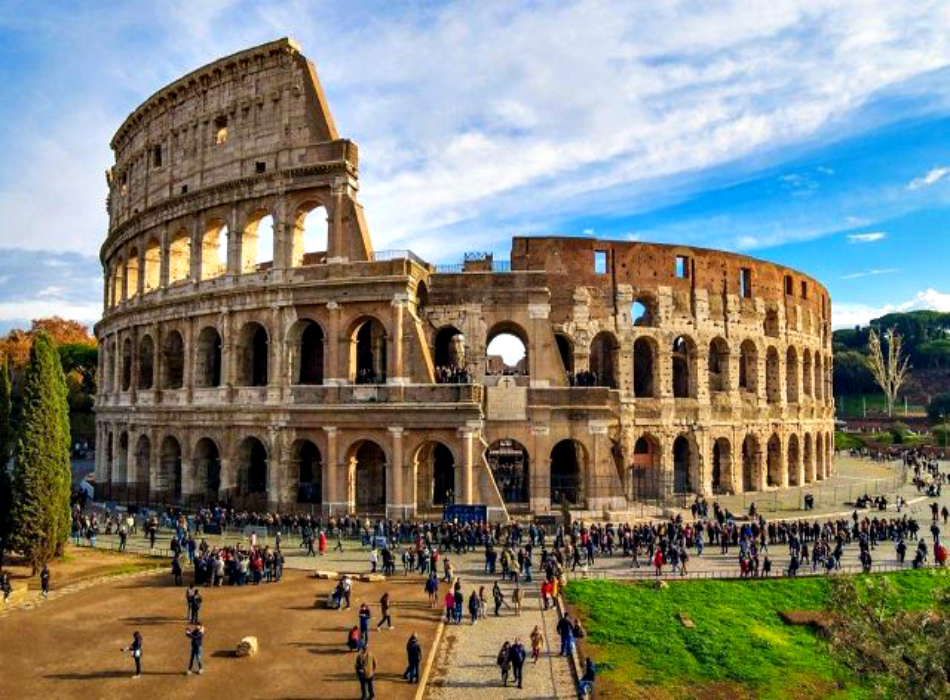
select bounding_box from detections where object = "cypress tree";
[10,333,72,571]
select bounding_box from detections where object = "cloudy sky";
[1,0,949,333]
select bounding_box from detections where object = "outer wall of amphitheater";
[93,38,836,520]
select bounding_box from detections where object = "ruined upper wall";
[106,38,344,234]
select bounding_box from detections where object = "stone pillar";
[270,306,285,401]
[227,205,241,276]
[183,318,194,403]
[159,225,170,289]
[389,295,407,384]
[266,428,282,511]
[531,424,551,513]
[459,427,476,506]
[329,181,346,263]
[136,245,146,298]
[587,422,609,510]
[528,303,551,387]
[272,196,291,270]
[326,301,343,384]
[387,426,405,519]
[324,427,343,515]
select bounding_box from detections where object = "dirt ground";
[3,546,160,590]
[0,568,441,700]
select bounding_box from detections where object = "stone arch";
[766,433,782,487]
[292,199,329,266]
[414,441,456,509]
[112,257,125,304]
[235,436,268,507]
[292,439,323,505]
[115,431,129,485]
[764,307,780,337]
[349,316,388,384]
[162,330,185,389]
[633,336,658,398]
[434,325,466,371]
[288,319,325,385]
[786,346,799,403]
[133,434,150,499]
[143,237,161,292]
[237,321,269,386]
[486,321,529,376]
[125,248,139,298]
[348,440,387,512]
[814,352,824,402]
[195,326,223,388]
[200,219,228,280]
[416,280,429,315]
[242,208,275,270]
[485,439,530,505]
[550,439,586,507]
[168,228,191,283]
[739,339,759,394]
[138,334,154,390]
[802,348,813,397]
[708,337,731,393]
[787,433,801,487]
[121,337,133,391]
[803,433,814,483]
[672,433,699,494]
[712,437,733,495]
[590,331,619,388]
[741,434,761,492]
[629,434,661,500]
[158,435,183,503]
[555,333,574,374]
[193,437,222,505]
[630,293,659,327]
[765,346,781,404]
[671,334,697,398]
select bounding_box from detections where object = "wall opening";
[163,331,185,390]
[633,337,656,397]
[195,327,223,388]
[486,324,528,376]
[486,439,529,504]
[550,440,584,507]
[295,440,322,504]
[589,331,619,388]
[138,335,154,390]
[708,337,730,393]
[237,322,269,387]
[193,438,221,504]
[352,318,387,384]
[353,441,386,512]
[293,203,329,266]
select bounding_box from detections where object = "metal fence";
[566,560,932,582]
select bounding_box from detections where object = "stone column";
[389,295,408,384]
[159,225,170,289]
[323,427,342,515]
[227,205,241,276]
[183,318,194,403]
[266,428,282,511]
[326,301,343,384]
[136,245,146,298]
[528,303,551,387]
[387,426,405,519]
[531,424,551,513]
[270,306,285,402]
[459,427,476,506]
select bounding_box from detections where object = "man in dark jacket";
[404,633,422,683]
[356,646,376,699]
[509,638,527,688]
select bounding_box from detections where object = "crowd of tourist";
[435,365,471,384]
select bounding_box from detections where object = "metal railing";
[370,249,428,267]
[566,561,935,582]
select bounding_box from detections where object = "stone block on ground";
[313,571,340,580]
[358,573,386,582]
[236,636,259,657]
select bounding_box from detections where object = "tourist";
[359,602,372,648]
[530,625,544,662]
[40,565,50,598]
[443,590,455,622]
[1,572,11,604]
[513,583,524,615]
[557,613,575,656]
[497,641,512,686]
[578,657,597,696]
[453,584,464,624]
[355,645,377,699]
[404,632,422,683]
[171,553,183,586]
[376,591,394,630]
[468,590,481,623]
[121,630,143,678]
[347,625,362,651]
[318,530,327,556]
[492,581,506,616]
[425,572,438,607]
[190,589,203,624]
[185,623,204,676]
[510,637,527,688]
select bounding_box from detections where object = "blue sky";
[0,0,948,332]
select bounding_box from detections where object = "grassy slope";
[566,571,948,699]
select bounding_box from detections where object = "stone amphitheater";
[93,38,835,520]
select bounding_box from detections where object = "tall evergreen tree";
[0,354,11,466]
[10,333,71,571]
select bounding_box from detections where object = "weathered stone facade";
[94,38,835,519]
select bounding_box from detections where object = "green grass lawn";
[565,571,949,699]
[836,393,926,419]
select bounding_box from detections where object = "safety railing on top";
[564,560,924,582]
[369,249,428,267]
[434,259,512,273]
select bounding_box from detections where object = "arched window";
[352,441,386,511]
[589,332,619,388]
[671,335,696,398]
[237,437,268,500]
[121,338,133,391]
[630,435,660,500]
[787,434,801,487]
[292,202,329,266]
[143,238,161,292]
[766,434,782,487]
[739,340,758,393]
[672,435,693,493]
[786,347,799,403]
[633,337,656,397]
[630,296,658,327]
[237,322,269,387]
[115,431,129,485]
[351,318,387,384]
[712,437,732,495]
[414,442,455,508]
[193,438,221,504]
[555,333,574,375]
[803,433,814,483]
[125,249,139,298]
[298,321,324,385]
[708,337,730,393]
[486,439,529,504]
[195,327,223,388]
[434,326,466,377]
[551,440,585,506]
[242,210,274,271]
[294,440,322,504]
[765,346,781,404]
[134,435,151,500]
[742,434,759,492]
[162,331,185,389]
[486,324,529,376]
[168,229,191,284]
[138,335,154,390]
[200,220,228,280]
[159,436,183,502]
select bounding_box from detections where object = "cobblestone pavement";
[427,583,575,700]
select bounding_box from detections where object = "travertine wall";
[95,39,835,520]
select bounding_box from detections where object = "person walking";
[530,625,544,662]
[404,632,422,684]
[355,646,377,699]
[359,602,372,648]
[497,641,512,686]
[492,581,505,616]
[185,624,204,675]
[40,565,50,598]
[425,573,439,607]
[190,589,203,624]
[172,553,183,586]
[318,530,327,556]
[376,592,394,631]
[556,613,574,656]
[468,590,481,624]
[122,631,143,678]
[510,638,527,689]
[512,584,524,616]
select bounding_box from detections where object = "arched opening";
[143,238,161,292]
[416,281,429,315]
[630,295,658,327]
[786,347,799,403]
[764,308,780,337]
[200,221,228,280]
[672,435,693,494]
[589,331,619,388]
[294,440,322,505]
[292,320,325,385]
[742,434,759,492]
[633,337,656,397]
[712,437,732,495]
[292,203,329,266]
[162,330,185,389]
[550,440,585,507]
[121,338,133,391]
[788,434,801,487]
[138,335,154,390]
[815,432,825,480]
[814,353,823,402]
[765,346,781,404]
[159,436,183,503]
[115,431,129,485]
[125,250,139,298]
[555,333,574,375]
[739,340,758,394]
[767,434,782,487]
[803,433,814,483]
[802,349,813,398]
[168,229,191,284]
[671,335,696,398]
[486,323,528,376]
[237,322,269,387]
[708,337,730,393]
[237,437,268,506]
[434,326,466,380]
[105,339,116,392]
[485,439,530,505]
[351,317,387,384]
[193,438,221,504]
[112,262,125,305]
[243,211,274,270]
[195,327,223,388]
[134,435,150,501]
[352,441,386,512]
[630,435,660,500]
[415,442,455,508]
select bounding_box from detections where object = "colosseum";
[93,38,836,520]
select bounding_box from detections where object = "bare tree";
[866,327,911,418]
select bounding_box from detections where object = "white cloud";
[847,232,887,243]
[0,299,101,325]
[907,166,950,190]
[832,288,950,328]
[840,268,899,279]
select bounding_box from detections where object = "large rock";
[236,636,259,657]
[358,574,386,583]
[313,571,340,580]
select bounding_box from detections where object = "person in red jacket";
[318,531,327,556]
[653,549,664,577]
